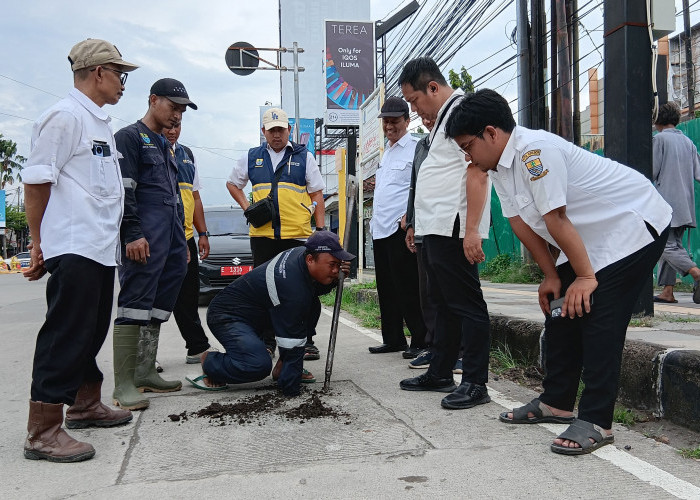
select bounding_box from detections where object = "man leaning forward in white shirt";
[21,39,138,463]
[398,57,493,411]
[446,89,671,456]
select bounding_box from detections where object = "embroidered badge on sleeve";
[521,150,548,181]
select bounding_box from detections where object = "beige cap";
[262,107,289,130]
[68,38,139,72]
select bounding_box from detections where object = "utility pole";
[530,0,547,129]
[570,0,581,145]
[555,0,573,141]
[550,0,559,133]
[516,0,531,127]
[604,0,653,315]
[683,0,695,117]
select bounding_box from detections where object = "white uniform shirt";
[22,88,124,266]
[227,141,325,193]
[370,132,417,239]
[414,89,491,238]
[491,126,672,272]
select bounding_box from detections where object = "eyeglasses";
[458,128,485,158]
[91,66,128,85]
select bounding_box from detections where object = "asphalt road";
[2,273,700,499]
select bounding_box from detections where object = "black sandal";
[550,418,614,455]
[499,398,575,424]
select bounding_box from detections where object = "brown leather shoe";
[24,400,95,463]
[65,381,133,429]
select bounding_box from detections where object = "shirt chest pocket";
[141,152,167,184]
[90,153,121,199]
[385,160,411,184]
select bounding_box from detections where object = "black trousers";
[373,228,427,348]
[540,225,669,429]
[173,237,210,355]
[250,236,316,345]
[422,234,490,383]
[31,254,115,405]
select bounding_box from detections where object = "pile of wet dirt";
[168,388,349,426]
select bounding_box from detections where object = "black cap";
[304,231,356,261]
[150,78,197,110]
[378,96,409,118]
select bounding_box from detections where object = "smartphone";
[550,297,565,319]
[549,296,594,319]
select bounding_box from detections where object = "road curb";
[354,289,700,432]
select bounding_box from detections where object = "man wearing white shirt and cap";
[368,96,427,358]
[227,107,326,362]
[22,38,137,462]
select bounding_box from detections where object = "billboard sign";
[0,190,5,229]
[359,83,384,180]
[324,20,375,127]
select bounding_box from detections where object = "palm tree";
[0,134,26,189]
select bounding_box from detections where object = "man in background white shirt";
[22,39,137,463]
[368,97,427,358]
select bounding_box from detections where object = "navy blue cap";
[305,231,355,261]
[150,78,197,109]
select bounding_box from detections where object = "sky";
[0,1,697,206]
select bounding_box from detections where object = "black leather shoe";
[400,372,457,392]
[402,347,423,359]
[441,382,491,409]
[369,343,408,354]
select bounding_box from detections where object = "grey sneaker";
[186,347,218,364]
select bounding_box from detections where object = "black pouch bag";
[244,196,276,228]
[243,159,287,228]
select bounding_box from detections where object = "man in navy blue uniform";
[200,231,353,396]
[112,78,197,410]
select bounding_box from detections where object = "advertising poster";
[324,20,375,127]
[288,118,316,156]
[358,83,384,180]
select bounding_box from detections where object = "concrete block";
[661,350,700,432]
[617,341,665,412]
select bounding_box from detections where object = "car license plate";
[220,265,252,276]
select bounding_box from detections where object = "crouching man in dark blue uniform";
[112,78,197,410]
[200,231,354,396]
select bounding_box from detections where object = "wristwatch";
[198,231,210,237]
[315,226,327,231]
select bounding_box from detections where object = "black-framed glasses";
[458,128,485,158]
[91,66,128,85]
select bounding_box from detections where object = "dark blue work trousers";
[116,206,187,325]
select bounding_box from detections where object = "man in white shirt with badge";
[368,97,427,358]
[398,56,493,411]
[446,88,671,455]
[22,39,137,463]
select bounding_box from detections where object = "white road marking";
[327,306,700,500]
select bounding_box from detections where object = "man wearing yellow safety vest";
[227,107,326,361]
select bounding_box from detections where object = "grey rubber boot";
[134,323,182,393]
[112,324,150,410]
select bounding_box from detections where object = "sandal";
[499,398,575,424]
[550,418,614,455]
[185,374,228,392]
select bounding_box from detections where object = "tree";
[448,66,474,93]
[0,134,26,189]
[6,205,28,252]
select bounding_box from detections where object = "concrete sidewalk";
[3,273,700,499]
